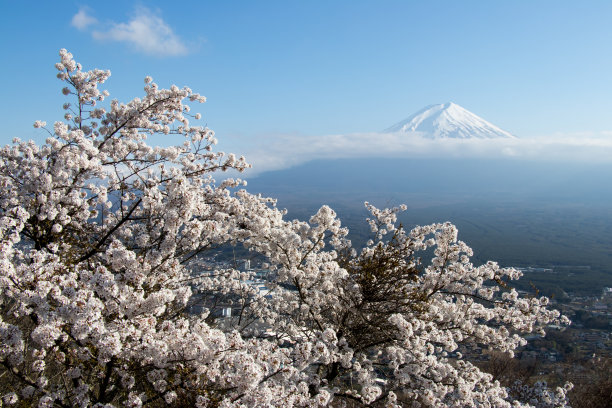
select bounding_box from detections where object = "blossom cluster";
[0,50,571,407]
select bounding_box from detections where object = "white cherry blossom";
[0,49,571,407]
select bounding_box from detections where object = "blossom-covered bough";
[0,50,571,407]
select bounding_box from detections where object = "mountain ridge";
[384,102,515,139]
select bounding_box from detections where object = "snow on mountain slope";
[384,102,516,139]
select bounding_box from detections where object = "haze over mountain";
[238,101,612,175]
[384,102,516,139]
[247,103,611,207]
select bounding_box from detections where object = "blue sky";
[2,1,612,166]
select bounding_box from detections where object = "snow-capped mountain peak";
[384,102,515,139]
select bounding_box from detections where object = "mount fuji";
[384,102,516,139]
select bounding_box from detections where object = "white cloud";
[75,7,188,57]
[71,8,97,30]
[238,132,612,176]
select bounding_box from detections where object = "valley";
[246,157,612,296]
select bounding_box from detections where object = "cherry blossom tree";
[0,50,571,407]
